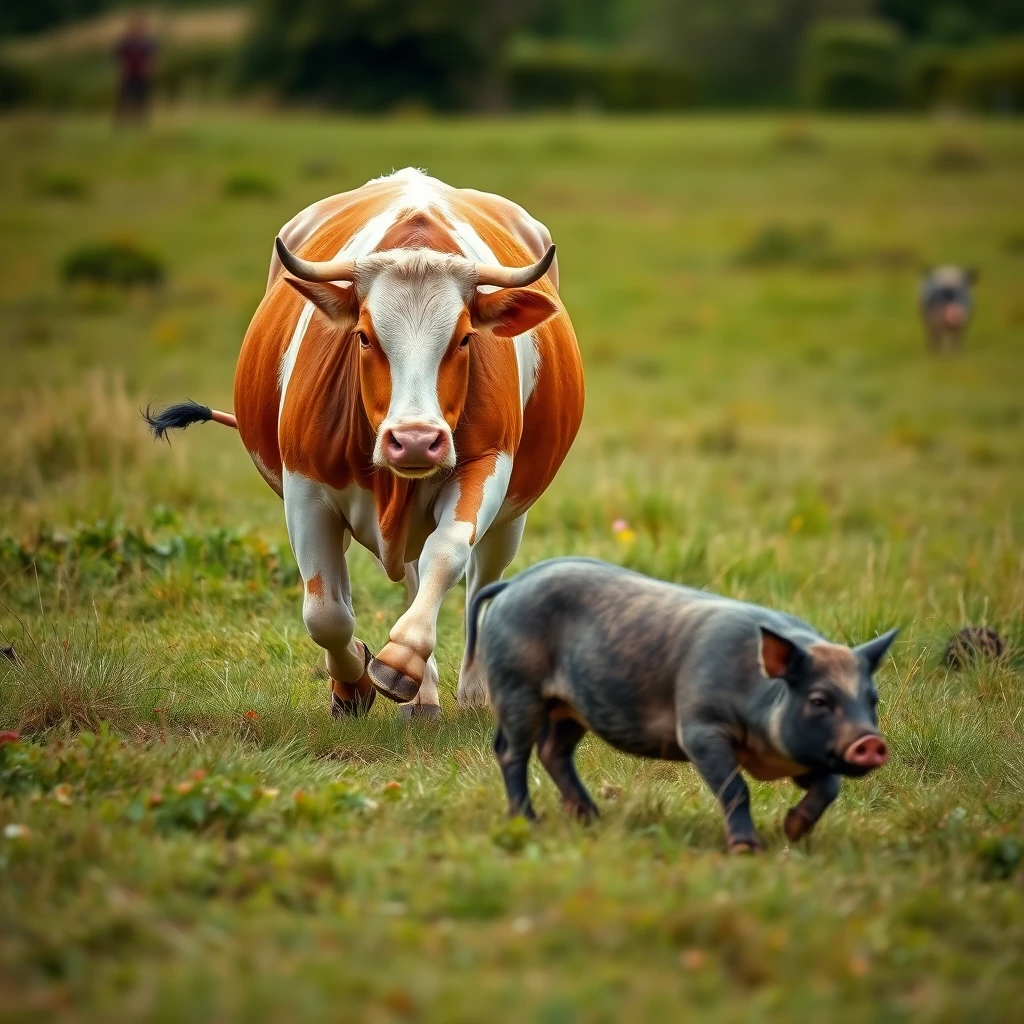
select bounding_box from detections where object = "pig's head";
[760,627,899,777]
[920,265,976,333]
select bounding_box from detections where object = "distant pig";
[468,558,897,853]
[920,265,977,353]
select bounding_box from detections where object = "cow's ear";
[473,287,558,338]
[284,276,358,327]
[759,628,807,681]
[965,266,980,285]
[854,628,899,674]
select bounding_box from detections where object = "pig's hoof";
[727,836,763,855]
[367,657,420,703]
[398,702,441,721]
[563,800,599,824]
[783,808,815,842]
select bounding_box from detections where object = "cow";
[146,168,585,719]
[919,265,977,353]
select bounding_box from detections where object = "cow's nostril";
[428,434,444,453]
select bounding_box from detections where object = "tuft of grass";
[0,373,148,500]
[223,172,279,199]
[31,169,90,199]
[0,624,168,735]
[61,239,165,288]
[734,221,848,270]
[929,132,987,172]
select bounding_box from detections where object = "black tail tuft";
[143,400,213,442]
[466,579,512,664]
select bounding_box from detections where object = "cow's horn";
[275,237,358,283]
[475,245,555,289]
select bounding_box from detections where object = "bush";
[0,55,38,110]
[801,18,905,110]
[956,37,1024,112]
[241,0,523,112]
[61,239,165,288]
[506,39,692,112]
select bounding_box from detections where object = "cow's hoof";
[783,808,815,842]
[367,657,420,703]
[727,836,763,855]
[398,702,441,720]
[331,688,376,719]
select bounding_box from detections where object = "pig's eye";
[808,694,833,712]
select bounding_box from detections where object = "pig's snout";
[843,734,889,770]
[942,303,967,328]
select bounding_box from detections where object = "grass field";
[1,110,1022,1021]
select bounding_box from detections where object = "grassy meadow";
[0,111,1022,1021]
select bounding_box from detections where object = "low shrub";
[735,222,846,270]
[61,239,165,288]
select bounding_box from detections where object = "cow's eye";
[459,333,471,349]
[356,331,370,349]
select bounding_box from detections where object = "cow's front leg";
[368,455,512,706]
[398,561,441,719]
[457,514,526,708]
[284,472,375,717]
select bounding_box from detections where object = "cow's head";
[276,238,558,479]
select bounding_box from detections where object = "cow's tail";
[465,579,512,665]
[143,400,237,442]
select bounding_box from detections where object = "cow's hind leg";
[537,712,598,822]
[284,473,374,717]
[458,514,526,708]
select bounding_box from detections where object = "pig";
[467,558,898,853]
[919,265,977,353]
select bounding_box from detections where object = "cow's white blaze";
[364,255,470,470]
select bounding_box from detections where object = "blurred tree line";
[3,0,1024,113]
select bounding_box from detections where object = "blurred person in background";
[114,11,157,126]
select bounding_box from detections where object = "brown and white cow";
[147,168,585,717]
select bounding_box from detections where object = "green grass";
[1,110,1022,1021]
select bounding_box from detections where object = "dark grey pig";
[468,558,897,853]
[920,265,976,353]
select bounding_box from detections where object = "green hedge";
[506,40,692,112]
[801,18,905,111]
[0,39,239,111]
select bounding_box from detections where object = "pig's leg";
[536,716,598,822]
[493,693,544,820]
[680,723,762,852]
[783,773,841,842]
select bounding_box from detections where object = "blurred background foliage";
[2,0,1024,114]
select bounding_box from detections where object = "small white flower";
[3,823,29,840]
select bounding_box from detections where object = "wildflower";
[52,784,73,806]
[3,824,29,840]
[245,710,259,721]
[383,780,402,793]
[0,731,20,745]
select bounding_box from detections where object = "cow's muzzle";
[382,423,451,476]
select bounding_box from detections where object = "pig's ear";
[759,628,807,681]
[854,628,899,674]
